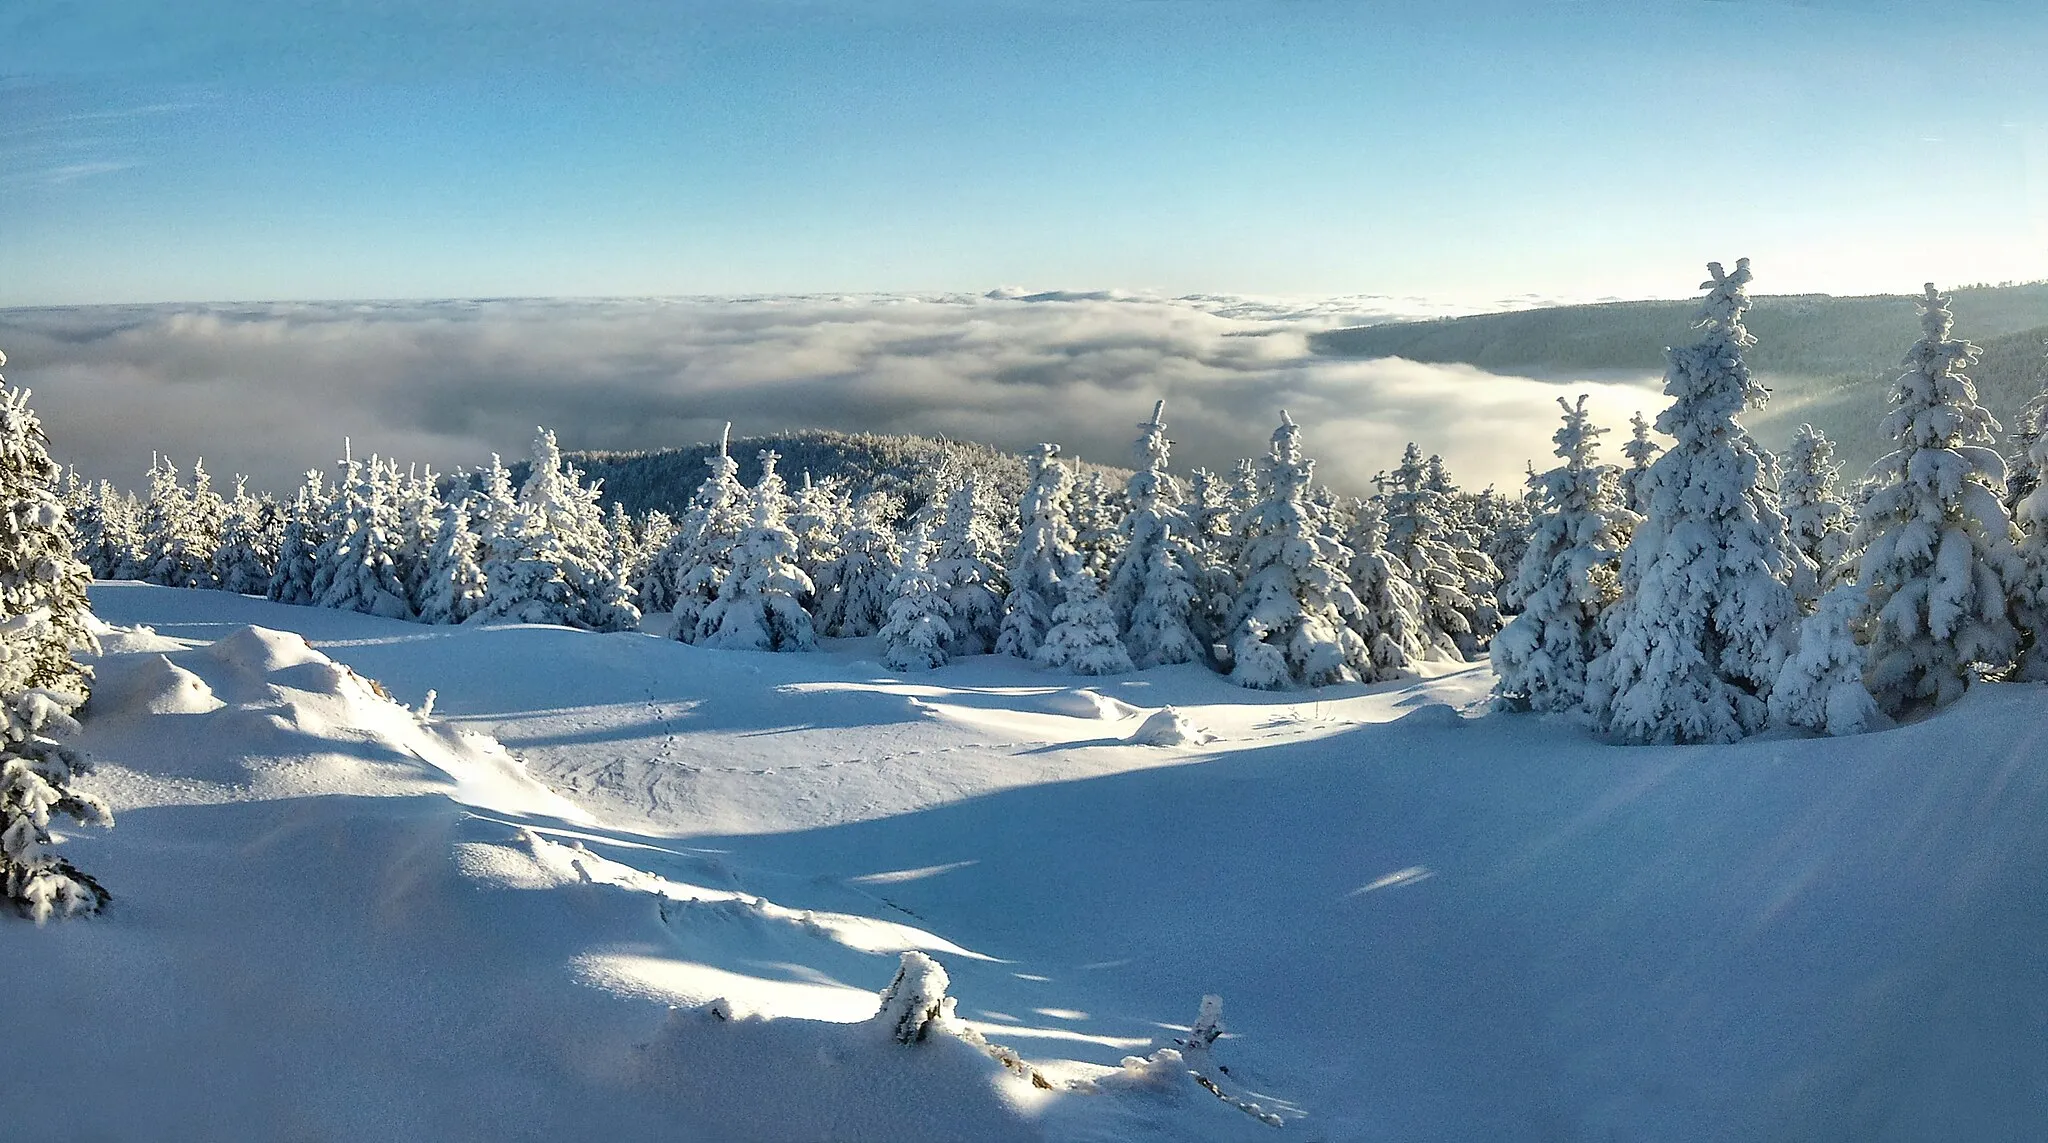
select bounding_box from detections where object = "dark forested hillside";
[1314,283,2048,470]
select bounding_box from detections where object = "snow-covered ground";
[9,582,2047,1141]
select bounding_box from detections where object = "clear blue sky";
[5,1,2045,306]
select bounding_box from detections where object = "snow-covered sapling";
[1035,562,1135,676]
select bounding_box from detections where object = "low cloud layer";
[0,293,1660,499]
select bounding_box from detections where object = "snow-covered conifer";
[1107,402,1202,668]
[816,495,901,637]
[1780,423,1853,599]
[318,457,413,619]
[663,425,751,642]
[1620,411,1660,515]
[696,454,817,652]
[0,354,109,919]
[1034,560,1135,675]
[210,477,279,595]
[1768,584,1881,736]
[1069,471,1123,584]
[1185,466,1239,651]
[1343,498,1427,681]
[995,444,1076,660]
[1382,444,1484,660]
[1854,284,2023,711]
[138,457,211,588]
[1586,259,1798,743]
[1492,395,1637,713]
[878,522,951,671]
[417,502,489,625]
[267,471,326,606]
[2002,339,2048,516]
[520,429,640,632]
[785,472,842,603]
[1224,412,1369,688]
[930,479,1005,656]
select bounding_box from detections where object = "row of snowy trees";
[71,406,1526,690]
[1493,261,2048,742]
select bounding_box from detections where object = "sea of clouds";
[0,291,1662,497]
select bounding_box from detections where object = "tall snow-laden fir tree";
[664,425,751,642]
[1342,497,1427,681]
[1768,583,1882,737]
[1381,444,1482,661]
[0,354,110,920]
[995,444,1075,660]
[1034,560,1135,676]
[138,457,211,589]
[1491,395,1637,714]
[1106,402,1202,669]
[519,428,638,632]
[1186,466,1240,650]
[879,522,952,672]
[930,478,1005,656]
[1780,423,1853,599]
[1585,258,1798,744]
[2001,339,2048,516]
[1853,283,2023,712]
[209,476,278,595]
[696,452,817,652]
[318,457,413,620]
[2014,402,2048,678]
[816,494,901,638]
[1223,412,1369,689]
[1069,471,1123,585]
[785,471,842,605]
[1619,411,1660,515]
[267,470,326,606]
[417,501,489,625]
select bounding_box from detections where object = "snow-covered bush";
[1586,259,1798,744]
[1853,284,2023,713]
[873,950,953,1045]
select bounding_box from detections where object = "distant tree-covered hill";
[543,428,1131,529]
[1313,283,2048,473]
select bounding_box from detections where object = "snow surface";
[8,581,2047,1141]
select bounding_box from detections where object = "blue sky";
[5,1,2046,306]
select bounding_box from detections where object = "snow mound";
[89,653,224,716]
[1126,706,1215,747]
[1035,688,1143,720]
[207,625,329,675]
[87,615,187,654]
[1391,701,1464,729]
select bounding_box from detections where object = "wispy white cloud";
[0,294,1662,497]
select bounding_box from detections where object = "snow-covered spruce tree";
[1223,412,1370,689]
[815,494,901,637]
[1185,466,1240,651]
[391,465,445,613]
[663,425,751,642]
[930,478,1005,656]
[1426,458,1504,650]
[318,457,413,619]
[995,444,1076,660]
[1853,283,2024,711]
[209,476,279,595]
[696,454,817,652]
[1035,559,1135,675]
[1468,486,1532,599]
[1381,444,1481,661]
[0,356,110,920]
[1620,411,1660,515]
[1106,402,1202,668]
[137,457,211,588]
[785,471,842,605]
[878,522,952,671]
[1342,497,1427,681]
[2015,411,2048,678]
[1768,584,1882,736]
[417,501,489,625]
[519,429,639,632]
[2002,339,2048,516]
[1491,395,1637,714]
[1585,259,1798,744]
[1780,423,1854,599]
[267,471,327,606]
[1070,470,1123,585]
